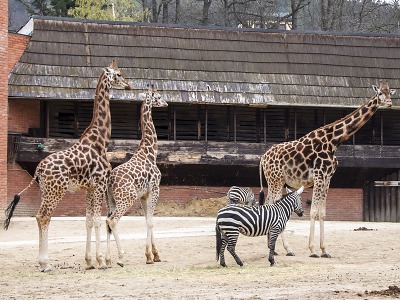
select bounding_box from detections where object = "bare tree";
[202,0,212,25]
[175,0,181,23]
[289,0,310,29]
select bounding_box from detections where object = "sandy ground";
[1,210,400,300]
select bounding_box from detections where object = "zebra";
[227,186,256,206]
[216,186,304,267]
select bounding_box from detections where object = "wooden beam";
[374,181,400,187]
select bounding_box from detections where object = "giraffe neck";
[138,97,158,161]
[309,95,379,151]
[79,71,112,150]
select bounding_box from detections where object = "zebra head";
[293,186,304,217]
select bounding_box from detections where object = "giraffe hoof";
[117,262,124,267]
[286,252,295,256]
[106,260,112,268]
[309,253,320,258]
[146,260,154,264]
[321,253,332,258]
[154,258,161,263]
[40,267,53,273]
[98,265,108,270]
[85,265,96,270]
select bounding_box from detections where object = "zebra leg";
[226,233,243,267]
[219,237,228,267]
[268,231,279,266]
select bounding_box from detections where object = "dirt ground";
[1,197,400,299]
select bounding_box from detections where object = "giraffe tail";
[259,159,265,206]
[106,211,112,234]
[4,194,21,230]
[4,166,40,230]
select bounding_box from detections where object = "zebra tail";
[4,194,21,230]
[215,224,222,261]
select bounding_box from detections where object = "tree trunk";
[162,0,169,23]
[202,0,212,26]
[175,0,180,23]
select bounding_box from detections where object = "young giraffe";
[4,60,131,272]
[259,82,395,258]
[105,85,167,267]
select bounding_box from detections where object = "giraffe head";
[103,60,131,90]
[139,84,168,108]
[372,81,395,108]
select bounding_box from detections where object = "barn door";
[363,170,400,222]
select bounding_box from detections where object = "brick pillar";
[0,0,8,210]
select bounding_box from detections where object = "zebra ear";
[296,186,304,194]
[285,186,293,194]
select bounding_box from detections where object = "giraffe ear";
[372,85,379,93]
[390,89,396,95]
[296,186,304,195]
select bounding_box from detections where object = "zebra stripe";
[227,186,256,206]
[216,186,304,267]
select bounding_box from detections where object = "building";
[6,16,400,221]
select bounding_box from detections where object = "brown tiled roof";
[8,16,400,107]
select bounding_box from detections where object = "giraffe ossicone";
[259,81,395,259]
[4,60,131,272]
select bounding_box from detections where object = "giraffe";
[105,85,167,267]
[259,82,395,258]
[4,60,132,272]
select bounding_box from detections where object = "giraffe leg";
[35,190,65,273]
[308,178,322,257]
[280,230,295,256]
[106,220,112,268]
[142,195,160,264]
[94,214,107,269]
[320,213,331,258]
[36,214,52,272]
[310,180,331,258]
[85,213,96,269]
[308,210,319,258]
[106,216,125,267]
[93,190,107,269]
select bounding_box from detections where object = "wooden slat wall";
[46,101,400,147]
[364,170,400,222]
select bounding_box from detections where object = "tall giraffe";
[105,85,167,267]
[4,60,131,272]
[259,82,395,258]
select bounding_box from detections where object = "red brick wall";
[0,0,8,210]
[7,167,364,221]
[7,33,29,73]
[8,100,40,133]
